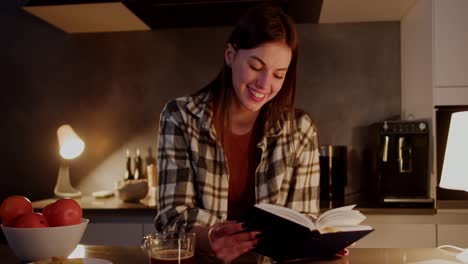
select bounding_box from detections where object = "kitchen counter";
[32,196,437,215]
[28,197,468,248]
[32,196,156,211]
[437,200,468,212]
[31,196,160,246]
[0,244,463,264]
[32,196,158,221]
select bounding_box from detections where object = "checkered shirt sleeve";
[155,100,222,232]
[154,91,320,232]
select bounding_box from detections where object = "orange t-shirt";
[213,105,259,220]
[223,128,258,220]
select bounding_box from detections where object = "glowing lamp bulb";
[57,124,85,160]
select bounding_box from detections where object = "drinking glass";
[142,231,195,264]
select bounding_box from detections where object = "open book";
[241,204,374,261]
[255,203,372,233]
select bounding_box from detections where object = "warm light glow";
[57,124,85,160]
[439,111,468,192]
[68,244,86,258]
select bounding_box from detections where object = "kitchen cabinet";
[434,0,468,106]
[79,212,156,246]
[433,0,468,88]
[81,223,143,246]
[355,223,436,248]
[83,212,468,248]
[402,0,468,109]
[435,209,468,248]
[143,223,157,236]
[80,213,468,248]
[79,215,156,246]
[83,212,441,248]
[31,197,468,248]
[355,210,468,248]
[437,224,468,248]
[356,213,437,248]
[401,0,468,202]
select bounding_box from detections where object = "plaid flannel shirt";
[155,89,320,231]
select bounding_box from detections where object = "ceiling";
[21,0,419,33]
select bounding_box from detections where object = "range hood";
[21,0,322,33]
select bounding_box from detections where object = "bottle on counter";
[134,148,144,180]
[145,147,156,170]
[125,149,134,180]
[145,147,158,206]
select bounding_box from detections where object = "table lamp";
[439,111,468,191]
[54,124,85,197]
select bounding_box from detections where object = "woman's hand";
[208,221,260,264]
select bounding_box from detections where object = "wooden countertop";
[32,196,158,220]
[437,200,468,212]
[32,196,157,211]
[32,196,437,215]
[0,244,463,264]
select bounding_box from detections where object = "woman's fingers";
[210,221,244,239]
[214,238,258,263]
[211,230,258,251]
[209,222,261,263]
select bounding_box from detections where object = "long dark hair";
[209,3,298,140]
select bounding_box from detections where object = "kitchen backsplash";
[1,3,400,201]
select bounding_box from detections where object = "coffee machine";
[367,120,433,207]
[319,145,347,209]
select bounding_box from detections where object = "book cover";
[241,204,374,261]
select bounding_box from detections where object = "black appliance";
[319,145,347,209]
[367,120,433,207]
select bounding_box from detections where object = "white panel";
[434,0,468,87]
[354,224,436,248]
[81,223,142,246]
[434,87,468,106]
[437,224,468,247]
[400,0,433,120]
[400,0,436,200]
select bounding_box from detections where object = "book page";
[316,204,366,231]
[321,225,373,233]
[255,203,315,230]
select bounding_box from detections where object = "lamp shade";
[57,124,85,160]
[439,111,468,191]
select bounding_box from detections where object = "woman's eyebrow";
[249,55,288,71]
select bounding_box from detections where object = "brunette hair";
[210,3,299,136]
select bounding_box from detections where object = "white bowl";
[1,218,88,262]
[116,179,148,202]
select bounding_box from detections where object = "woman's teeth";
[250,89,265,99]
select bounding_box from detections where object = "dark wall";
[0,2,400,202]
[297,22,401,196]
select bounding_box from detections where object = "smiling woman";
[225,41,292,116]
[154,3,320,264]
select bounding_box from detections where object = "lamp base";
[54,166,82,198]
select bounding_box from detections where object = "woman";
[155,3,320,263]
